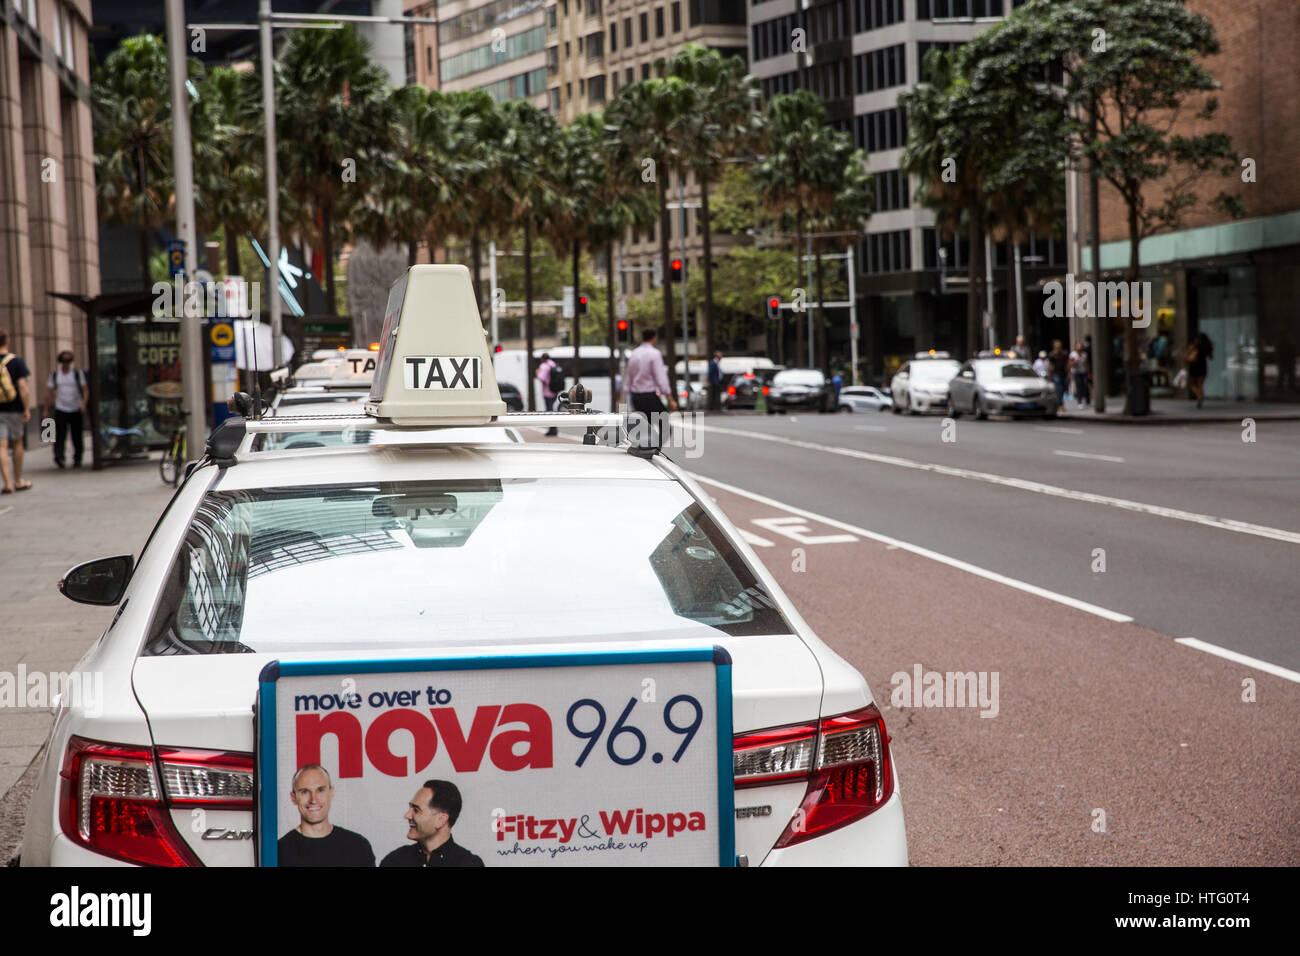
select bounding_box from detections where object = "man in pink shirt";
[624,328,677,446]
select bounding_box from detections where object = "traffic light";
[577,294,589,315]
[668,259,683,283]
[493,343,503,353]
[765,295,780,320]
[616,318,629,340]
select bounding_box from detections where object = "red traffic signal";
[616,319,628,332]
[494,344,503,353]
[577,295,589,315]
[669,259,683,282]
[765,296,780,319]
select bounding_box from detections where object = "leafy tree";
[93,34,177,289]
[969,0,1242,409]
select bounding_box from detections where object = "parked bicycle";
[159,411,187,486]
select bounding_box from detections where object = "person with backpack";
[1186,331,1214,408]
[44,350,90,469]
[0,328,33,493]
[536,352,564,437]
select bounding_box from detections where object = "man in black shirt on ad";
[277,764,375,867]
[380,779,484,867]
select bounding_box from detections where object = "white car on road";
[21,266,906,868]
[890,354,962,415]
[837,386,893,413]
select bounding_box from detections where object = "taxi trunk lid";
[131,634,825,867]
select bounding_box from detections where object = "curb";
[1058,412,1300,424]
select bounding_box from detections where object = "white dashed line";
[1175,638,1300,684]
[696,423,1300,545]
[690,473,1134,623]
[1052,449,1126,463]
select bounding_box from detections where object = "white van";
[494,345,625,412]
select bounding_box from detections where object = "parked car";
[890,354,962,414]
[837,385,892,413]
[948,358,1056,419]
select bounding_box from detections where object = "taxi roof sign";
[365,265,506,425]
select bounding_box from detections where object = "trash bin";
[1126,370,1151,416]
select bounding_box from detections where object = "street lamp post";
[164,0,205,456]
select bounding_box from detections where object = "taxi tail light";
[60,737,251,866]
[727,385,736,396]
[733,705,894,847]
[762,386,770,395]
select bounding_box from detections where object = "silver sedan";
[949,359,1057,419]
[837,386,893,413]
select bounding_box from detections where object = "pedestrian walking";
[0,329,33,493]
[1033,351,1048,377]
[1069,341,1090,408]
[536,352,564,436]
[624,328,678,447]
[707,350,723,412]
[1048,339,1069,413]
[1012,335,1032,361]
[1186,331,1214,408]
[45,350,89,469]
[831,371,843,401]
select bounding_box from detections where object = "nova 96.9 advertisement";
[257,649,734,867]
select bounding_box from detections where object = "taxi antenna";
[250,316,262,418]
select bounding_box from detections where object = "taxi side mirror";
[59,555,133,606]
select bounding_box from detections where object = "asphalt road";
[664,411,1300,672]
[699,480,1300,865]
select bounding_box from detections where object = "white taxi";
[21,266,906,868]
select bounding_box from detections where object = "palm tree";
[663,45,763,409]
[605,76,699,395]
[575,111,657,403]
[537,117,603,384]
[442,91,510,319]
[192,65,264,277]
[499,101,561,409]
[273,25,393,315]
[752,91,846,368]
[808,148,874,374]
[92,33,175,289]
[354,86,463,268]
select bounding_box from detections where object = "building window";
[655,7,665,37]
[641,62,650,80]
[639,12,649,42]
[589,75,606,103]
[854,0,905,32]
[854,107,908,152]
[587,0,603,16]
[625,67,634,84]
[610,23,618,52]
[624,17,633,46]
[587,31,603,59]
[566,82,572,98]
[563,0,569,15]
[565,41,571,58]
[426,46,433,74]
[854,43,906,94]
[580,77,586,93]
[918,0,1006,18]
[862,229,912,274]
[873,170,908,211]
[548,87,561,113]
[672,1,682,31]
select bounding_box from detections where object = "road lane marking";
[752,515,857,545]
[691,473,1134,623]
[739,528,775,548]
[1053,449,1126,463]
[854,425,888,432]
[1034,425,1085,435]
[697,423,1300,545]
[1175,638,1300,684]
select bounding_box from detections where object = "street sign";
[167,240,185,278]
[562,285,574,319]
[616,294,628,320]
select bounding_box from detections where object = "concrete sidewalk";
[0,442,174,854]
[1058,396,1300,423]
